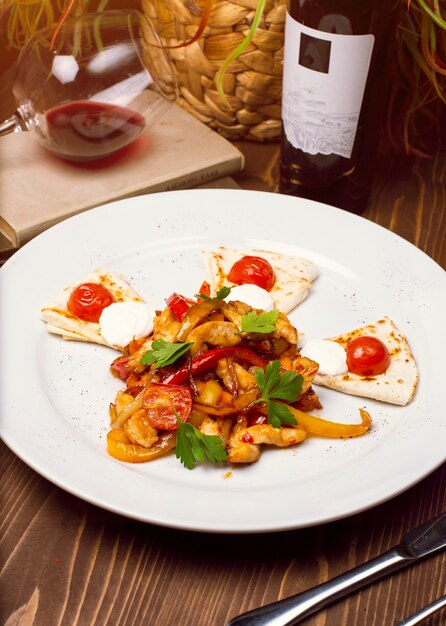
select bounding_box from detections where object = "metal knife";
[226,513,446,626]
[396,594,446,625]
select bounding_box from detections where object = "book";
[0,176,241,266]
[0,103,244,247]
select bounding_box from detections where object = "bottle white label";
[282,13,374,159]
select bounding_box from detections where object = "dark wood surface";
[1,140,445,626]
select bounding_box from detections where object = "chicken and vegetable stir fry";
[107,287,371,469]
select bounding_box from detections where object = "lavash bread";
[312,317,418,406]
[41,269,144,346]
[202,247,319,314]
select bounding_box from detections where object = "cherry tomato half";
[67,282,115,323]
[166,292,195,321]
[142,383,192,430]
[228,255,275,291]
[346,336,390,377]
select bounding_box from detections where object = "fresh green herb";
[253,360,303,428]
[216,285,232,299]
[140,339,193,369]
[241,309,279,334]
[265,402,298,429]
[175,414,228,469]
[195,285,232,301]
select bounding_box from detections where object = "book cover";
[0,103,244,247]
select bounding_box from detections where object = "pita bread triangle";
[41,268,144,346]
[312,317,418,406]
[202,247,319,314]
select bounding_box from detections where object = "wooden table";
[1,140,445,626]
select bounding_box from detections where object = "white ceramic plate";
[1,189,445,533]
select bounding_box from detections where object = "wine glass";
[0,10,178,162]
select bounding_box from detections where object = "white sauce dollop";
[99,302,155,347]
[300,339,348,376]
[225,284,275,311]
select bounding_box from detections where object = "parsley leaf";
[175,415,227,469]
[194,285,232,301]
[253,360,303,428]
[267,401,298,429]
[140,339,193,369]
[216,285,232,299]
[241,309,279,334]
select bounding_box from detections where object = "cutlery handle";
[227,548,410,626]
[395,595,446,626]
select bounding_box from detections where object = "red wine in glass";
[45,100,146,161]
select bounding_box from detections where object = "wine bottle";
[279,0,400,214]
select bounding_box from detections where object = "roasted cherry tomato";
[67,282,114,322]
[346,336,390,376]
[227,255,275,291]
[142,383,192,430]
[166,292,195,321]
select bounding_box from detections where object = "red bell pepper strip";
[111,356,131,381]
[196,280,211,301]
[162,347,267,385]
[166,292,195,321]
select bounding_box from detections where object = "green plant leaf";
[140,339,193,369]
[175,416,227,469]
[241,310,279,334]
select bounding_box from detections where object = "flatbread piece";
[202,247,319,314]
[41,268,144,346]
[312,317,418,405]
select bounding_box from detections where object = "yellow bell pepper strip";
[283,404,372,438]
[193,387,259,416]
[107,428,176,463]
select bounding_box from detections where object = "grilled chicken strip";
[186,321,241,356]
[216,359,258,392]
[292,356,319,395]
[126,337,153,371]
[123,409,159,448]
[176,299,224,342]
[274,312,298,345]
[153,307,181,342]
[221,300,253,327]
[199,416,232,446]
[228,423,306,463]
[227,415,260,463]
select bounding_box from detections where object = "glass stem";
[0,114,26,137]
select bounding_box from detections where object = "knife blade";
[226,513,446,626]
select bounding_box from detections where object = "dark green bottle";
[279,0,400,214]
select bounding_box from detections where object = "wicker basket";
[141,0,285,141]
